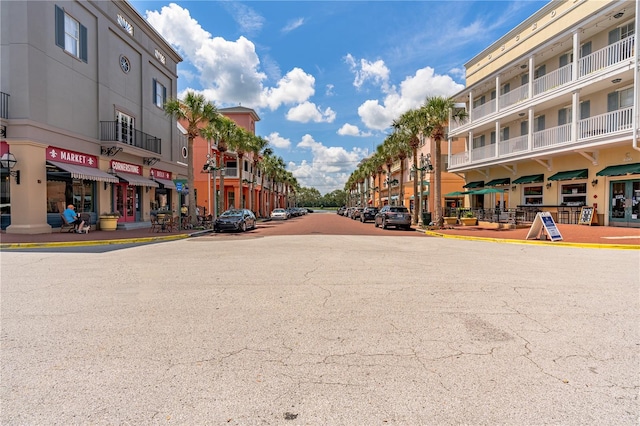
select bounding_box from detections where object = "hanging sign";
[525,211,563,241]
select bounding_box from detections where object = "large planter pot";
[460,217,477,226]
[99,216,118,231]
[444,217,458,225]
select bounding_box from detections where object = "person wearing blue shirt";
[63,204,85,233]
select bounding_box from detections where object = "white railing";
[498,135,528,156]
[471,144,497,162]
[498,85,529,109]
[471,99,496,120]
[579,37,635,77]
[578,107,633,138]
[449,151,469,167]
[224,167,238,178]
[449,116,469,131]
[533,64,572,95]
[532,123,572,150]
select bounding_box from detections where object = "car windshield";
[221,210,243,217]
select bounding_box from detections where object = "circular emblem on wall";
[119,55,131,73]
[182,146,188,158]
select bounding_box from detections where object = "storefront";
[150,168,176,213]
[45,147,119,227]
[110,160,158,224]
[596,163,640,228]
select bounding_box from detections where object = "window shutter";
[153,79,157,104]
[55,5,65,48]
[559,54,568,68]
[580,41,592,57]
[580,101,590,119]
[521,121,528,136]
[534,65,546,79]
[490,131,496,144]
[607,91,619,112]
[608,28,620,44]
[521,73,529,85]
[534,115,545,132]
[502,127,510,141]
[490,90,496,100]
[558,108,567,125]
[79,24,87,62]
[162,86,167,105]
[501,83,510,95]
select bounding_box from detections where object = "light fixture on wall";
[511,186,517,191]
[520,64,527,69]
[613,11,624,19]
[0,152,20,184]
[546,182,552,189]
[612,78,622,84]
[518,112,526,117]
[591,179,598,187]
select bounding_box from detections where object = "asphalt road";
[1,211,638,425]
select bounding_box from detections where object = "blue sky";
[131,0,547,194]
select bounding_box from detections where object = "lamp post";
[411,153,433,226]
[203,154,225,220]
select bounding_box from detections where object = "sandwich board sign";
[525,211,563,241]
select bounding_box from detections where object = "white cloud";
[220,2,265,36]
[337,123,371,137]
[345,54,391,91]
[261,68,316,111]
[266,132,291,149]
[286,102,336,123]
[282,17,305,33]
[289,134,367,192]
[357,66,464,131]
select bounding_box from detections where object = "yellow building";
[449,0,639,227]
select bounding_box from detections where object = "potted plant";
[460,210,477,226]
[99,211,120,231]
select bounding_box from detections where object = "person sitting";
[62,204,85,233]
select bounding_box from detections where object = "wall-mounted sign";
[47,147,98,167]
[150,168,172,180]
[111,160,141,175]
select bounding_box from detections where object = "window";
[608,87,633,111]
[500,127,510,141]
[116,111,134,144]
[558,106,571,126]
[560,182,587,206]
[55,5,87,62]
[523,185,543,205]
[472,135,485,148]
[46,179,95,214]
[153,79,166,108]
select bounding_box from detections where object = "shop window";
[560,182,587,206]
[0,172,10,214]
[55,5,87,62]
[523,185,543,205]
[46,180,95,213]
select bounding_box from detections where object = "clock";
[119,55,130,73]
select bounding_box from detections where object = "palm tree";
[377,137,395,206]
[249,135,268,215]
[257,147,273,217]
[422,96,468,227]
[393,108,426,223]
[164,92,218,227]
[215,116,239,212]
[227,127,253,209]
[388,131,410,209]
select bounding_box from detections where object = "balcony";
[579,37,634,77]
[450,107,633,169]
[100,121,161,155]
[0,92,9,119]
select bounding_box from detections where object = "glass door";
[609,180,640,226]
[114,183,138,222]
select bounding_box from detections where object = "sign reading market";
[111,160,141,175]
[47,147,98,167]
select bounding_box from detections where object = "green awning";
[445,191,465,196]
[596,163,640,177]
[463,180,484,188]
[485,177,510,186]
[512,174,544,184]
[469,188,505,195]
[547,169,588,181]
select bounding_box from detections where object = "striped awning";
[47,161,119,183]
[153,177,176,189]
[116,173,159,187]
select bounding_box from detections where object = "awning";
[513,174,544,184]
[547,169,588,181]
[463,180,484,189]
[153,178,176,189]
[116,172,159,187]
[485,177,511,186]
[596,163,640,177]
[47,161,119,183]
[469,188,505,194]
[445,191,467,196]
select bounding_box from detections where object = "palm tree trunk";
[412,149,419,223]
[434,137,443,227]
[187,136,197,227]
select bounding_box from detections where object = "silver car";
[374,205,412,230]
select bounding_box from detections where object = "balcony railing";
[533,123,572,150]
[0,92,9,119]
[579,37,635,77]
[578,107,633,138]
[471,99,496,120]
[498,135,528,156]
[498,84,529,109]
[533,64,572,96]
[449,116,469,131]
[100,121,161,154]
[471,144,496,162]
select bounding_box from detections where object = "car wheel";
[241,222,247,232]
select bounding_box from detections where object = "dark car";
[360,207,379,223]
[374,205,412,230]
[213,209,256,232]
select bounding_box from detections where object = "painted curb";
[0,232,201,250]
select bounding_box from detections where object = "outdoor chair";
[60,214,75,233]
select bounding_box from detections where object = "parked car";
[337,206,346,215]
[270,208,288,220]
[360,207,379,223]
[351,207,364,220]
[374,205,412,230]
[213,209,256,232]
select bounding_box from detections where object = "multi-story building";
[449,0,639,227]
[0,0,184,234]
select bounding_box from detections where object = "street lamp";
[0,152,20,184]
[411,153,433,226]
[203,154,225,220]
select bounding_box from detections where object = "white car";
[270,208,288,220]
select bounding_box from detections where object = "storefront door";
[115,183,139,222]
[609,179,640,227]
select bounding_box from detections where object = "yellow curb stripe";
[0,234,190,250]
[423,230,640,250]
